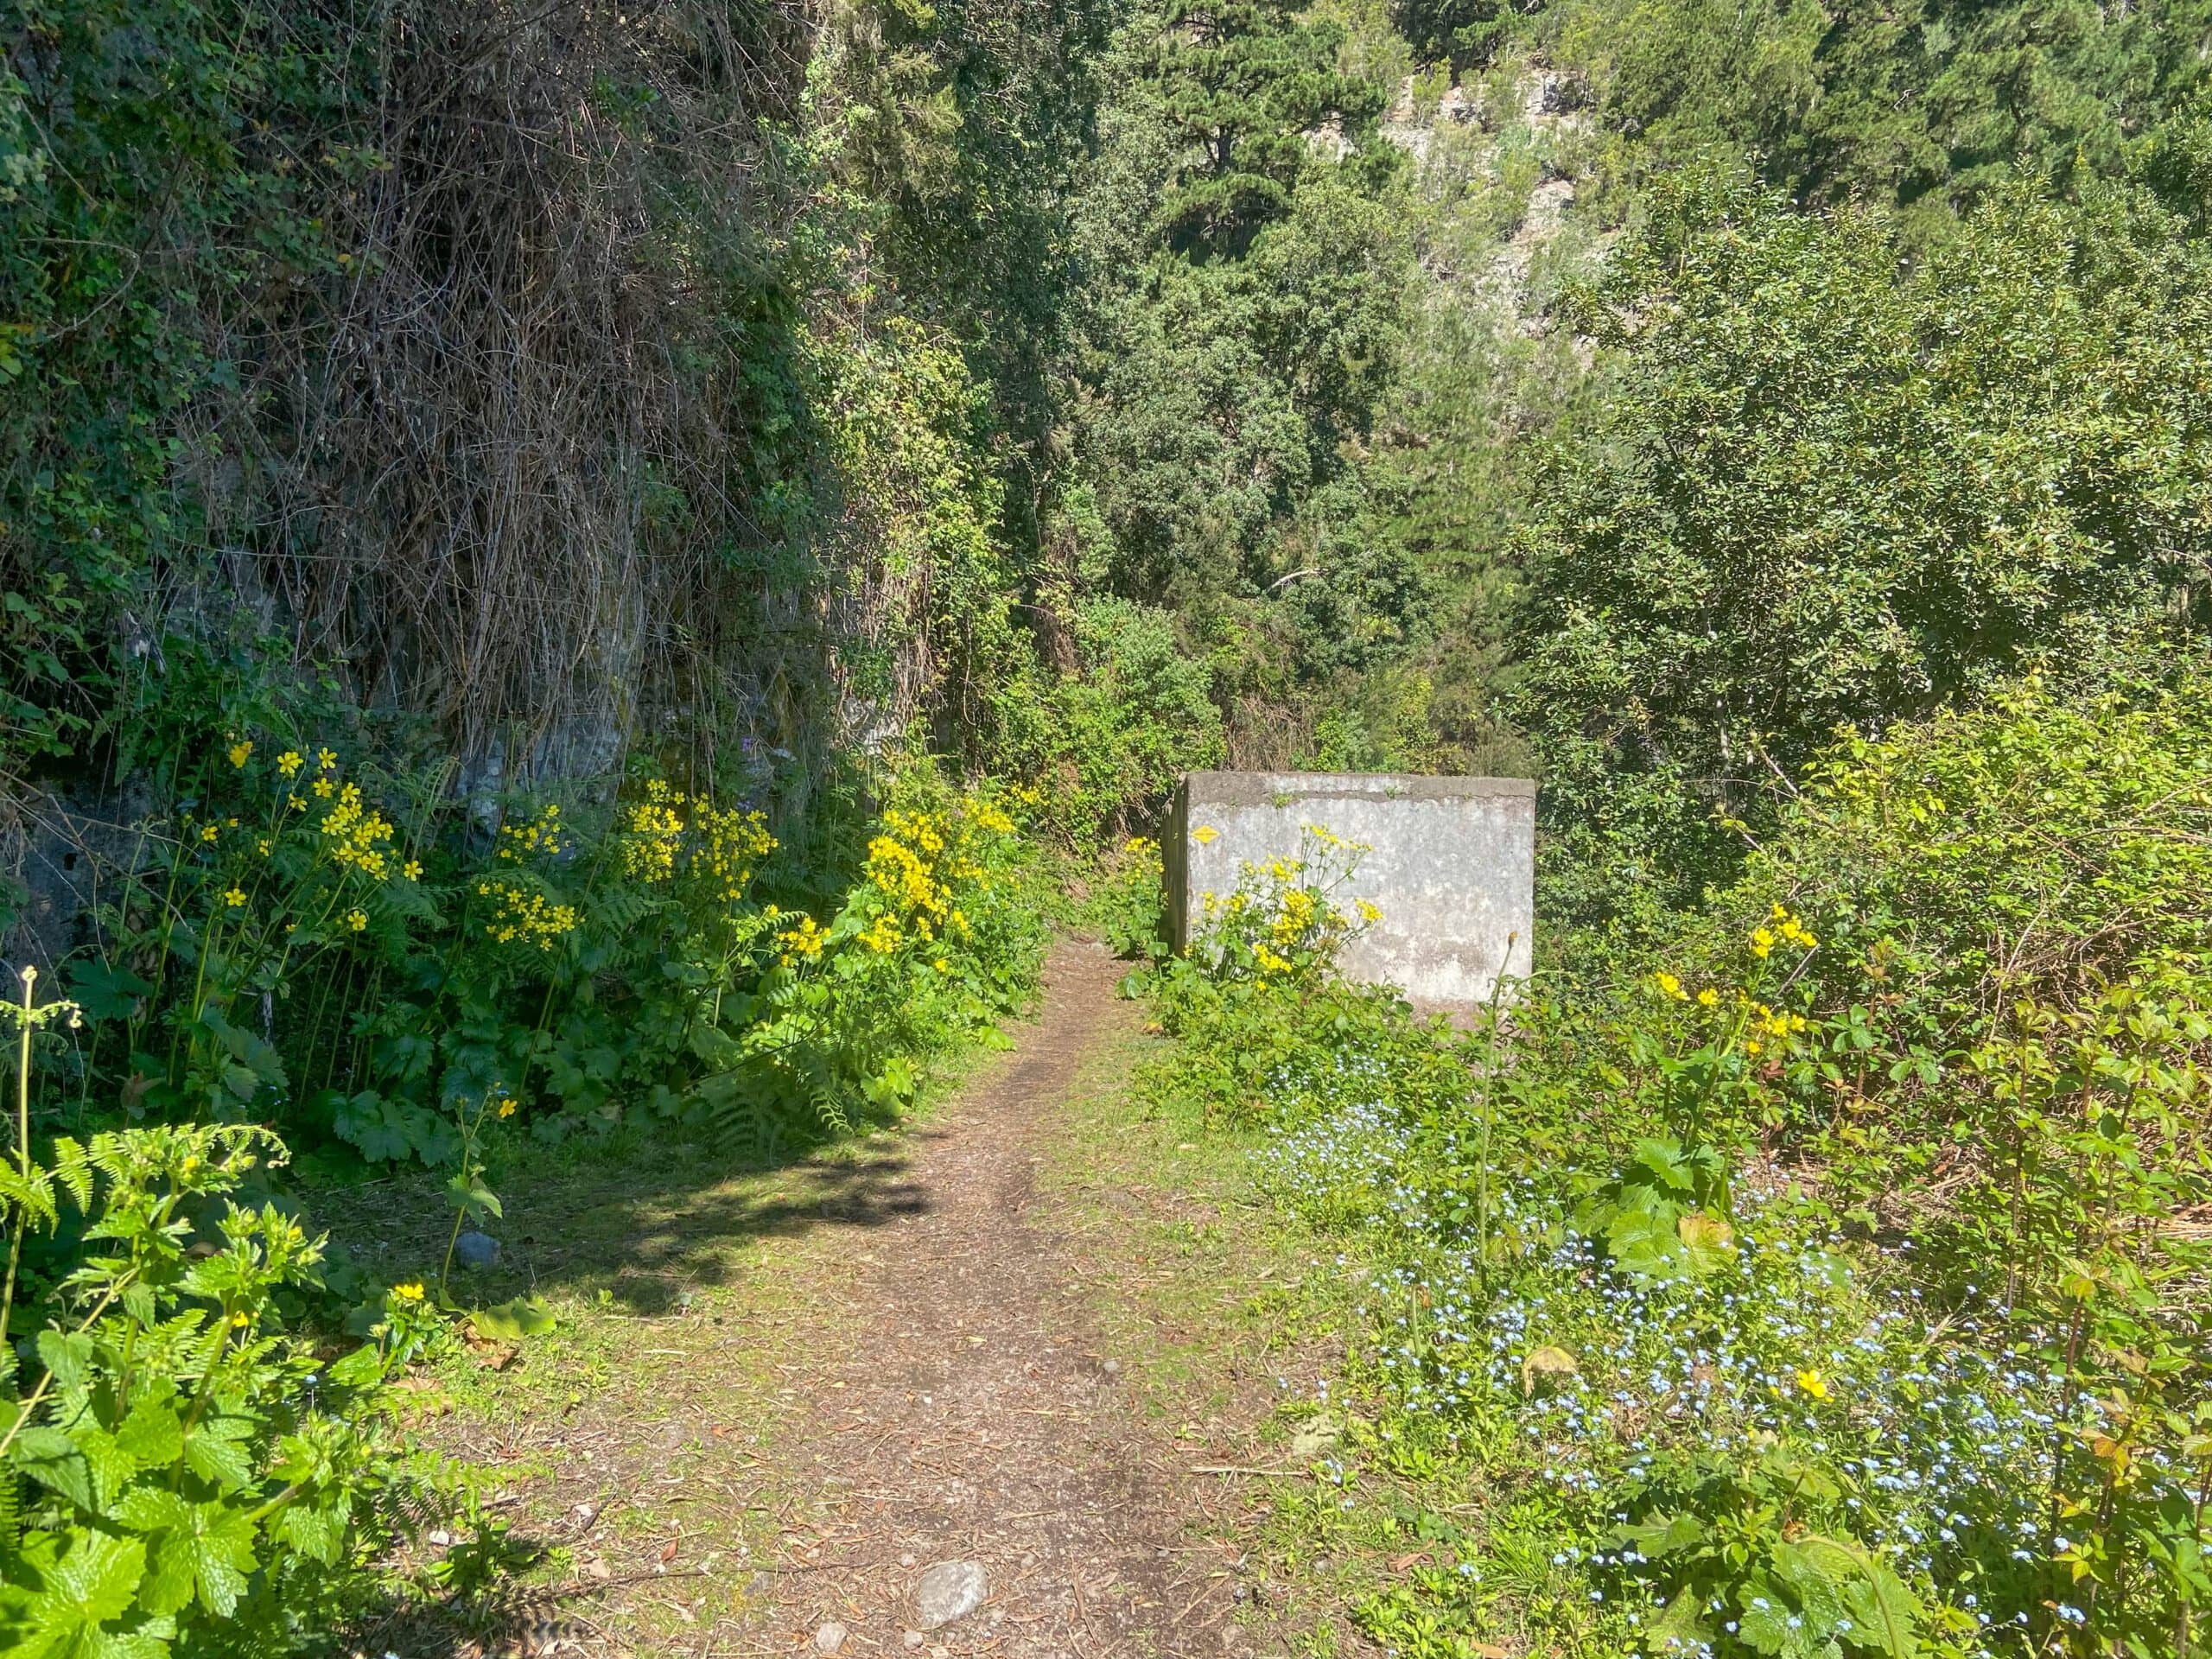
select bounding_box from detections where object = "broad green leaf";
[35,1331,94,1391]
[64,961,154,1024]
[265,1489,348,1565]
[470,1295,556,1341]
[12,1424,137,1512]
[113,1392,183,1469]
[134,1497,259,1618]
[1839,1560,1922,1659]
[1676,1211,1737,1274]
[179,1414,257,1492]
[20,1530,150,1657]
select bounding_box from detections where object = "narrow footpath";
[744,942,1258,1656]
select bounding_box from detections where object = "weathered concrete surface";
[1166,772,1535,1006]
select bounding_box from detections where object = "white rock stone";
[913,1560,989,1629]
[814,1622,847,1656]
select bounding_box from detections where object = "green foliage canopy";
[1513,172,2212,918]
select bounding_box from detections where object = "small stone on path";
[913,1560,989,1629]
[901,1634,925,1651]
[814,1622,847,1655]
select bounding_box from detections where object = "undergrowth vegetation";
[1144,672,2212,1659]
[1,749,1049,1649]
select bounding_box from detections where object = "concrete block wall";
[1166,772,1535,1007]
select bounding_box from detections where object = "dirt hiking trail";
[740,940,1261,1657]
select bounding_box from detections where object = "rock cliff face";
[1382,62,1606,326]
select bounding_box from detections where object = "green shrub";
[1089,836,1167,961]
[47,741,1049,1167]
[2,973,477,1657]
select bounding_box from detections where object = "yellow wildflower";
[1697,987,1719,1007]
[222,887,248,909]
[403,859,423,880]
[1796,1368,1830,1401]
[227,740,252,768]
[345,908,368,931]
[479,880,579,950]
[391,1281,425,1303]
[1655,970,1687,1000]
[316,747,337,770]
[276,750,303,778]
[200,824,219,843]
[1750,925,1776,959]
[231,1311,251,1328]
[497,1097,518,1119]
[778,916,828,964]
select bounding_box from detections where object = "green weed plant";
[0,969,483,1657]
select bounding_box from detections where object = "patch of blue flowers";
[1249,1058,2182,1656]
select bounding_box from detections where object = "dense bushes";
[1513,173,2212,924]
[1152,672,2212,1659]
[39,734,1046,1166]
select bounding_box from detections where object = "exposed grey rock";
[454,1230,500,1268]
[1288,1409,1343,1459]
[912,1560,988,1629]
[814,1622,847,1655]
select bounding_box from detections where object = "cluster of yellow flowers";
[320,780,400,879]
[1750,902,1819,959]
[862,810,951,954]
[199,741,426,936]
[776,914,827,966]
[499,804,567,863]
[477,879,580,950]
[1740,994,1808,1057]
[1655,969,1812,1058]
[618,782,687,881]
[1270,885,1319,948]
[695,799,777,904]
[614,782,779,903]
[853,798,1006,957]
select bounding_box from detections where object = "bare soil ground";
[740,942,1265,1657]
[343,940,1343,1659]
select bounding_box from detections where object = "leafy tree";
[1512,171,2212,920]
[1048,0,1416,766]
[1558,0,2212,212]
[1392,0,1547,74]
[1136,0,1388,256]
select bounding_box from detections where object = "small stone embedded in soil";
[902,1634,925,1651]
[913,1560,989,1629]
[815,1622,848,1655]
[454,1230,500,1268]
[1102,1357,1121,1376]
